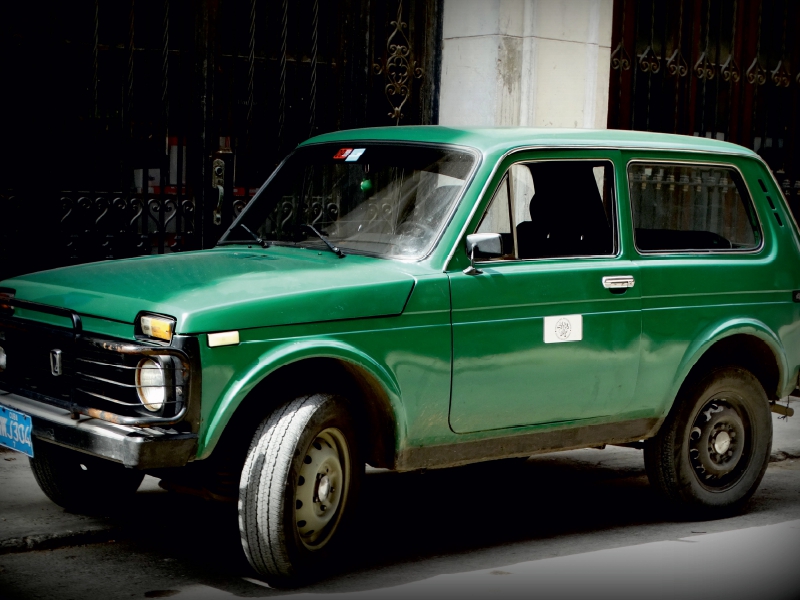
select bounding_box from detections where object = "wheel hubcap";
[688,399,746,484]
[317,474,331,502]
[713,430,731,455]
[294,428,350,549]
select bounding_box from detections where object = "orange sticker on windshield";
[333,148,353,159]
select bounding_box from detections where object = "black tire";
[238,393,362,585]
[29,440,145,512]
[644,367,772,517]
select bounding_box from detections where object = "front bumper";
[0,391,197,469]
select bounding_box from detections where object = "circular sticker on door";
[554,318,572,340]
[544,314,583,343]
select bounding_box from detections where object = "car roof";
[301,126,758,158]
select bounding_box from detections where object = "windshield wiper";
[299,224,345,258]
[228,222,270,248]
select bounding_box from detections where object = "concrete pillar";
[439,0,613,129]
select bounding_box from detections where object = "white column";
[439,0,613,129]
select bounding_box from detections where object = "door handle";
[213,185,224,225]
[602,275,635,289]
[211,156,227,226]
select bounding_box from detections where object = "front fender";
[662,318,788,418]
[197,339,406,459]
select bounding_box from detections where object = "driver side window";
[476,160,617,260]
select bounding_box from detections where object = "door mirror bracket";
[463,233,503,275]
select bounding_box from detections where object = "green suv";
[1,127,797,584]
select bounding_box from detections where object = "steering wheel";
[393,220,437,254]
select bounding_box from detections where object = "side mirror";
[464,233,503,275]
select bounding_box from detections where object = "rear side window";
[629,163,761,252]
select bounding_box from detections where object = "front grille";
[0,317,75,403]
[0,313,193,427]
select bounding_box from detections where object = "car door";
[448,152,642,433]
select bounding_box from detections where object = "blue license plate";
[0,405,34,457]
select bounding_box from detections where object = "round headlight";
[136,358,165,412]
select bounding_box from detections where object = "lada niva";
[1,127,798,584]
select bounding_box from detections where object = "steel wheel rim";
[688,396,750,491]
[294,427,351,550]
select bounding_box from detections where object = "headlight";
[138,313,175,343]
[136,358,166,411]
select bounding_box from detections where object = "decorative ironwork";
[161,0,169,125]
[233,198,249,218]
[59,193,195,261]
[611,41,631,71]
[127,1,135,121]
[771,60,791,87]
[609,0,800,228]
[746,57,767,85]
[720,55,740,83]
[747,0,766,87]
[309,0,319,137]
[723,0,740,85]
[666,49,688,77]
[373,0,424,124]
[246,0,255,126]
[774,0,791,89]
[277,0,288,146]
[638,46,660,73]
[0,0,442,281]
[93,0,99,119]
[694,52,715,80]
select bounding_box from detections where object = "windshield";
[218,143,478,259]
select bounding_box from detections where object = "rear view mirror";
[464,233,503,275]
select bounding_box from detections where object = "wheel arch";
[666,319,789,419]
[198,340,405,469]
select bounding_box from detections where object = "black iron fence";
[0,0,442,281]
[609,0,800,218]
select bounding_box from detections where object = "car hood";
[3,247,419,334]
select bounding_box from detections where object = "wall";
[439,0,612,128]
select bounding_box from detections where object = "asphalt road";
[1,414,800,600]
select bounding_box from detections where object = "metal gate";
[608,0,800,217]
[0,0,443,281]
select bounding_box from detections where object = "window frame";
[626,158,765,256]
[475,173,516,259]
[471,158,621,263]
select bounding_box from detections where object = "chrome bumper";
[0,391,197,469]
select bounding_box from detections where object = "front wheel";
[29,441,145,512]
[644,367,772,517]
[238,393,362,585]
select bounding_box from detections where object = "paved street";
[1,406,800,600]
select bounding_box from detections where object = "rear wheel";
[29,441,145,512]
[238,393,361,586]
[644,367,772,517]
